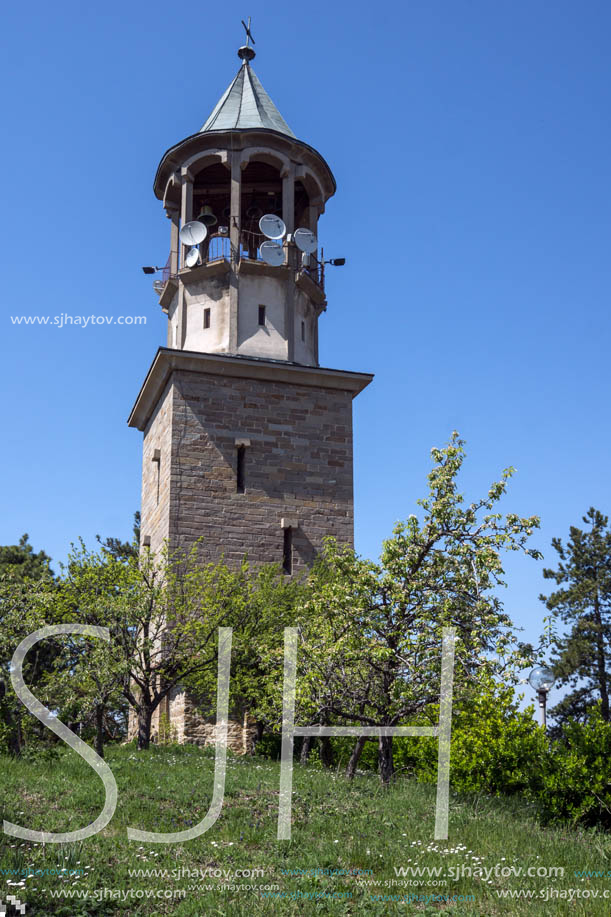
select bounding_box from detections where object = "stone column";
[180,168,194,269]
[282,164,296,359]
[177,169,194,349]
[228,151,242,353]
[166,203,180,276]
[282,163,295,236]
[230,152,242,265]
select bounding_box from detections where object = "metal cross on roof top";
[241,17,255,47]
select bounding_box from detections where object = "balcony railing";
[239,229,268,262]
[205,234,232,263]
[238,230,325,294]
[162,231,325,294]
[172,234,232,274]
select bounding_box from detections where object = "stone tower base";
[128,690,258,755]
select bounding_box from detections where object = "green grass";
[0,744,609,915]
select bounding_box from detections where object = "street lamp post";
[528,666,556,730]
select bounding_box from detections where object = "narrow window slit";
[283,527,293,575]
[203,307,211,329]
[152,449,161,505]
[236,445,245,493]
[258,305,266,326]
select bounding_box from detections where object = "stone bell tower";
[129,34,372,585]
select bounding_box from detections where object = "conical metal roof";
[200,54,296,139]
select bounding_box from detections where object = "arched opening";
[240,160,283,259]
[294,180,311,230]
[192,161,231,262]
[294,177,324,289]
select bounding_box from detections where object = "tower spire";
[238,17,256,62]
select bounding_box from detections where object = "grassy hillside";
[0,744,609,915]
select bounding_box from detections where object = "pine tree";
[541,507,611,724]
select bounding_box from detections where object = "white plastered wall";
[237,274,288,360]
[183,279,231,353]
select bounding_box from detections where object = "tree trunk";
[346,735,367,779]
[300,735,312,765]
[5,708,23,757]
[137,707,152,750]
[378,735,394,785]
[95,705,105,758]
[7,724,22,757]
[319,736,333,768]
[594,594,610,721]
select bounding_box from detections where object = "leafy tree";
[0,534,53,581]
[42,511,141,754]
[61,541,256,750]
[0,535,56,755]
[186,563,306,747]
[541,507,611,725]
[0,574,56,754]
[273,433,540,785]
[49,533,303,755]
[49,630,127,758]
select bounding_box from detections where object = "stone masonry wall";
[137,364,356,750]
[140,378,174,557]
[165,368,355,571]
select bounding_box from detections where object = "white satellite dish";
[185,246,200,268]
[179,221,207,246]
[259,214,286,240]
[294,228,317,254]
[259,241,284,266]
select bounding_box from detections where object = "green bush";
[388,682,547,797]
[538,706,611,828]
[265,685,611,830]
[253,732,282,760]
[393,689,611,830]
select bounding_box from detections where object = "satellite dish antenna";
[259,214,286,240]
[259,241,284,266]
[179,221,207,246]
[294,228,317,254]
[185,246,200,268]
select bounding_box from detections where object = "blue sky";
[2,1,610,705]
